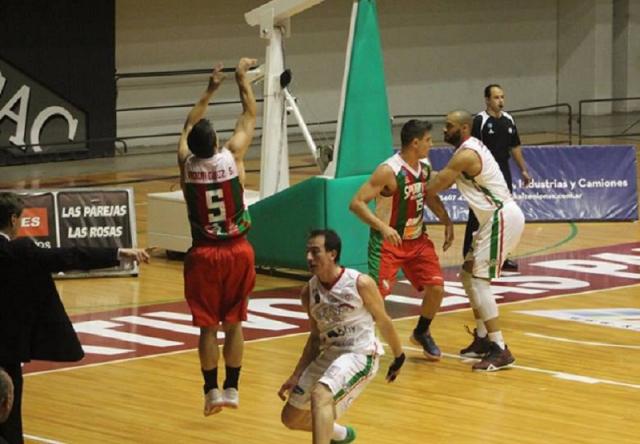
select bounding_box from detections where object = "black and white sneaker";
[472,342,515,372]
[460,327,492,358]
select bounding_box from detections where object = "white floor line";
[24,330,309,378]
[24,283,640,378]
[401,344,640,391]
[525,332,640,350]
[23,434,65,444]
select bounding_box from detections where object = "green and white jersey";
[456,137,514,223]
[308,268,384,355]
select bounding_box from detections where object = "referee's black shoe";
[502,258,518,271]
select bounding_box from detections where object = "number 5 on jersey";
[206,188,227,224]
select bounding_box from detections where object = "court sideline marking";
[524,332,640,350]
[402,345,640,391]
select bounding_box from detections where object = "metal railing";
[114,67,341,154]
[15,63,640,162]
[394,103,573,145]
[578,97,640,144]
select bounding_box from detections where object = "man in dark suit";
[0,192,149,444]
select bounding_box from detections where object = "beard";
[444,129,462,147]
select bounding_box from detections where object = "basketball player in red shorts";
[177,57,258,415]
[350,119,454,361]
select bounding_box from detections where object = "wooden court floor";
[3,154,640,443]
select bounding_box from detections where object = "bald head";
[443,109,473,148]
[0,368,13,423]
[447,109,473,126]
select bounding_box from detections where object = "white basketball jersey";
[308,268,384,355]
[455,137,514,222]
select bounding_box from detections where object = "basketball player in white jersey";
[427,110,525,371]
[278,229,406,444]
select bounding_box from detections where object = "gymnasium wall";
[116,0,558,148]
[114,0,637,149]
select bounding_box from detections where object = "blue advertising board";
[424,145,638,222]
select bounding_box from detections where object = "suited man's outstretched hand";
[118,248,150,264]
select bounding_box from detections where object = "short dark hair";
[308,229,341,262]
[187,119,217,158]
[484,84,502,98]
[400,119,432,147]
[0,192,24,229]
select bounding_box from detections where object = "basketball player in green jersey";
[350,119,454,361]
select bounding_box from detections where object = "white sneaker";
[222,388,239,409]
[204,388,224,416]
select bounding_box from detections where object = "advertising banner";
[424,145,638,223]
[13,188,138,277]
[15,191,57,248]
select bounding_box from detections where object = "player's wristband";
[389,353,406,372]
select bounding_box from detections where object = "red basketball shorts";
[184,236,256,326]
[369,233,444,296]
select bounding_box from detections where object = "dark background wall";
[0,0,115,164]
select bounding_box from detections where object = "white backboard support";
[245,0,326,199]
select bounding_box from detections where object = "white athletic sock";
[332,423,347,441]
[475,319,488,338]
[488,331,505,349]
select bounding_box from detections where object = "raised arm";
[349,164,402,246]
[177,63,226,166]
[227,57,258,182]
[357,274,405,382]
[278,284,321,400]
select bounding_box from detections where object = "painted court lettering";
[23,242,640,373]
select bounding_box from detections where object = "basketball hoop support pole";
[245,0,325,199]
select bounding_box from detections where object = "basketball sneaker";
[472,342,515,372]
[204,388,224,416]
[410,330,441,361]
[459,327,492,358]
[222,387,239,409]
[330,425,356,444]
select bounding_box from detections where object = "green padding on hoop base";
[248,175,371,272]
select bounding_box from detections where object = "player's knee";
[222,321,242,334]
[425,284,444,299]
[200,326,218,338]
[281,404,304,430]
[462,260,474,274]
[310,383,333,410]
[471,277,499,321]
